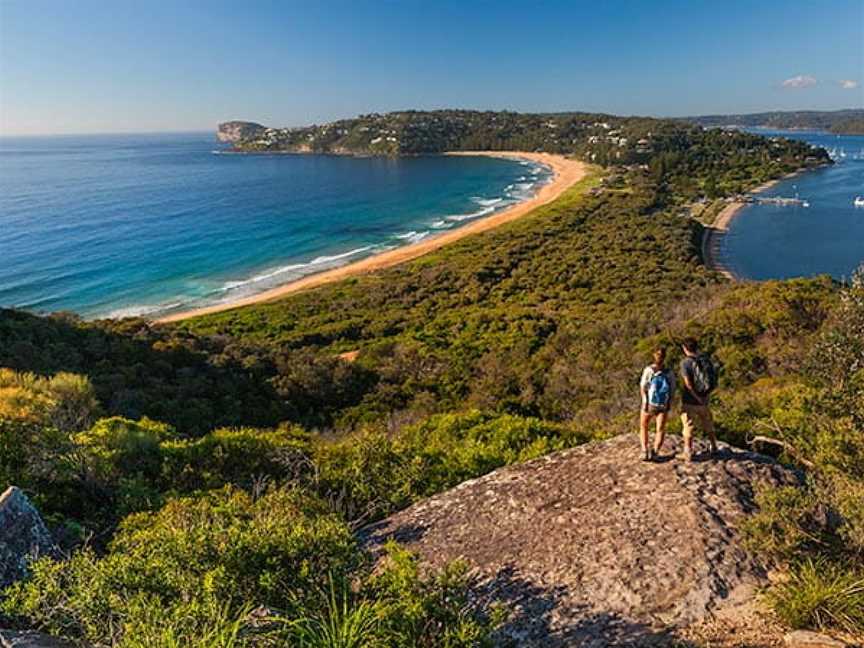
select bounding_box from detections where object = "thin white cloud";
[840,79,859,89]
[782,75,817,89]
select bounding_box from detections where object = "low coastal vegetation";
[0,114,860,644]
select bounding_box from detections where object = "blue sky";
[1,0,862,135]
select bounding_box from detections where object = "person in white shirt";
[638,347,676,461]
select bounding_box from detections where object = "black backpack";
[691,354,718,396]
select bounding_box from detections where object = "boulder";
[0,487,57,588]
[0,630,80,648]
[361,434,801,647]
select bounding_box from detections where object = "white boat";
[855,196,864,208]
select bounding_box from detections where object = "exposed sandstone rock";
[783,630,848,648]
[0,630,80,648]
[0,487,57,588]
[217,121,265,143]
[361,434,801,647]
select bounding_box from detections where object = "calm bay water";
[724,129,864,280]
[0,133,549,318]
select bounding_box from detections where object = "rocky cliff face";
[361,434,801,647]
[217,121,266,143]
[0,487,57,588]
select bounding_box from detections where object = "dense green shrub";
[312,410,580,522]
[739,270,864,637]
[1,487,359,645]
[0,368,98,432]
[0,311,286,435]
[365,544,502,647]
[161,424,310,493]
[2,490,498,648]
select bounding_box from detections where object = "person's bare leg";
[680,408,694,461]
[640,410,651,457]
[702,406,718,453]
[654,411,667,455]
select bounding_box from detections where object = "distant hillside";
[219,109,663,158]
[217,110,830,185]
[689,108,864,134]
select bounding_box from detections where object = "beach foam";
[222,245,377,292]
[472,196,505,207]
[394,230,431,243]
[107,300,186,319]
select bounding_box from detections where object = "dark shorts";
[645,404,670,415]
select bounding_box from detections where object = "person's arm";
[639,368,650,412]
[681,361,705,405]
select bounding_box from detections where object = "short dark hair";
[682,337,699,353]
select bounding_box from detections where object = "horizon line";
[2,105,862,138]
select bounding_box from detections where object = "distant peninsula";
[217,109,838,164]
[217,110,667,159]
[688,108,864,135]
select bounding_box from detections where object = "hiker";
[679,337,718,461]
[639,347,676,461]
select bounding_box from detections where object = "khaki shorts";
[680,403,714,438]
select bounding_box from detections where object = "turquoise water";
[724,130,864,280]
[0,133,550,318]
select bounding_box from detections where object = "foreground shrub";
[288,546,500,648]
[3,490,499,648]
[367,544,502,647]
[1,486,358,645]
[288,577,380,648]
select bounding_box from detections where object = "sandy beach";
[702,170,806,279]
[157,152,588,323]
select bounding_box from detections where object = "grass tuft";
[767,559,864,634]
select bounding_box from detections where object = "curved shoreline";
[156,152,587,323]
[702,169,807,280]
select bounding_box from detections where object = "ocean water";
[723,130,864,280]
[0,133,550,318]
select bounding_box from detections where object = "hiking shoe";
[642,448,652,462]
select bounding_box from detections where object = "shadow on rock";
[480,566,698,647]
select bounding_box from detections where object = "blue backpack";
[647,370,672,409]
